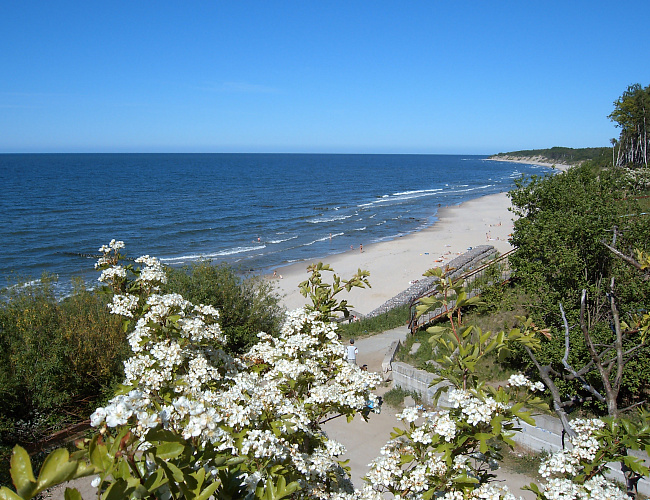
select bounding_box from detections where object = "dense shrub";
[163,261,284,354]
[0,277,127,446]
[503,162,650,413]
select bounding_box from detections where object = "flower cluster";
[364,388,526,499]
[448,389,507,425]
[539,419,605,479]
[77,240,634,500]
[536,419,627,500]
[537,476,627,500]
[507,374,546,392]
[95,239,125,270]
[89,241,382,499]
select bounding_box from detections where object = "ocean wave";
[445,185,492,194]
[358,188,447,208]
[303,234,337,247]
[353,226,367,231]
[267,235,298,244]
[307,214,354,223]
[162,245,265,263]
[392,188,443,196]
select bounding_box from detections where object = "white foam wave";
[303,234,338,247]
[268,236,298,244]
[354,226,366,231]
[162,245,264,263]
[307,214,354,223]
[393,188,443,196]
[358,188,447,207]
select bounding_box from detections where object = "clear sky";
[2,1,649,154]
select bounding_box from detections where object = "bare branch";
[525,346,576,437]
[619,400,647,413]
[581,289,619,416]
[602,240,646,271]
[610,278,625,396]
[560,302,606,402]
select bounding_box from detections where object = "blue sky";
[2,1,649,154]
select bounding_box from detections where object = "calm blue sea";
[0,153,549,294]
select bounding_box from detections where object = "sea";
[0,153,551,295]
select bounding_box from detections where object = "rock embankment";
[362,245,497,319]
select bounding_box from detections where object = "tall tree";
[609,83,650,168]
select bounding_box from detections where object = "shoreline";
[488,156,573,172]
[273,191,517,314]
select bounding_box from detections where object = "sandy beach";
[272,158,574,315]
[273,191,517,314]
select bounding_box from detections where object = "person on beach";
[359,243,363,253]
[347,339,358,364]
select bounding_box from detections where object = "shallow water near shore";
[0,153,550,294]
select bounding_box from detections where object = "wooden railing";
[408,249,516,332]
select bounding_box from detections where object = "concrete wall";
[391,361,650,495]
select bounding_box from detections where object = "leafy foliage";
[492,147,611,164]
[505,162,650,414]
[0,277,127,439]
[298,262,370,322]
[163,261,284,354]
[2,240,646,500]
[609,83,650,167]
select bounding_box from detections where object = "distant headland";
[489,146,611,168]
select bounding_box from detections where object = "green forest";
[491,146,611,164]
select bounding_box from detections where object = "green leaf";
[422,489,436,500]
[474,432,493,453]
[10,446,37,499]
[154,442,185,460]
[89,437,112,471]
[158,460,185,483]
[197,479,222,500]
[0,487,24,500]
[143,468,168,492]
[101,478,129,500]
[63,488,83,500]
[492,415,504,435]
[36,449,79,493]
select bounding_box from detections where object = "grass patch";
[383,386,422,408]
[337,304,410,340]
[396,328,435,369]
[499,446,548,480]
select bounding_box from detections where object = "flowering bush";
[362,377,546,499]
[0,241,644,500]
[526,416,650,500]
